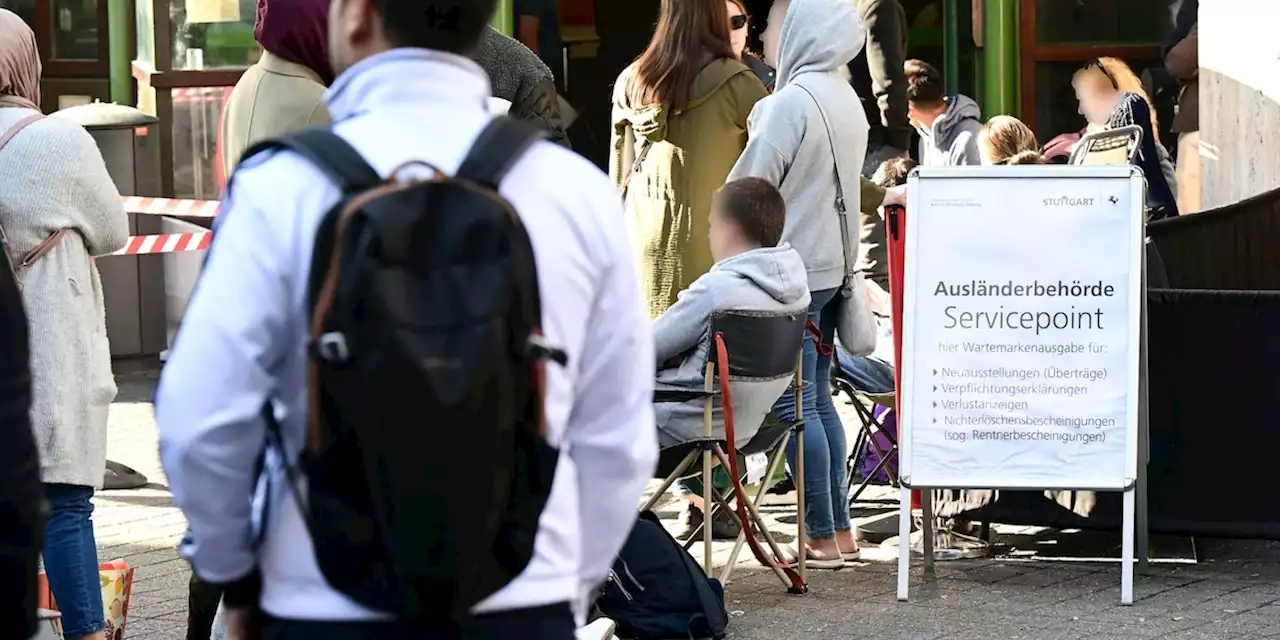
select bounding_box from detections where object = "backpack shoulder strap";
[454,117,549,350]
[238,126,382,194]
[456,117,547,190]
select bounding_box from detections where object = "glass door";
[1019,0,1170,138]
[1,0,111,110]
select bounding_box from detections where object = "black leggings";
[260,603,575,640]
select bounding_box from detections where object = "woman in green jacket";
[611,0,768,318]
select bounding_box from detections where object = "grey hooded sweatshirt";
[653,244,811,448]
[917,94,982,166]
[728,0,870,294]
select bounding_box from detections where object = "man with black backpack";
[155,0,659,637]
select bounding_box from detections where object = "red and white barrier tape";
[107,232,212,256]
[121,196,221,218]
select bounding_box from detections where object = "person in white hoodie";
[727,0,869,568]
[155,0,658,637]
[652,177,810,539]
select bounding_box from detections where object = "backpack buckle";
[313,332,350,364]
[526,334,568,366]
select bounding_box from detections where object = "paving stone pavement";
[99,367,1280,640]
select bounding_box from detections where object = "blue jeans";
[773,288,850,539]
[44,483,105,638]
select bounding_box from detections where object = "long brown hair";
[628,0,737,111]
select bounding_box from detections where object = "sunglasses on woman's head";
[730,14,748,30]
[1086,59,1118,89]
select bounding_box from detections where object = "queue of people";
[0,0,1205,638]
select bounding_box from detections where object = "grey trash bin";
[49,102,166,359]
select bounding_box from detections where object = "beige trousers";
[1176,131,1201,214]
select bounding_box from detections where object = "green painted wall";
[943,0,959,95]
[980,0,1019,118]
[107,0,132,104]
[491,0,514,36]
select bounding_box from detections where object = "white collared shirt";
[157,48,658,620]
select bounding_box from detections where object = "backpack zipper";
[608,569,634,601]
[618,559,646,592]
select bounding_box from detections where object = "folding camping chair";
[831,353,900,505]
[640,310,809,593]
[1069,125,1143,166]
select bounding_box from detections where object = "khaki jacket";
[611,59,768,318]
[221,52,331,178]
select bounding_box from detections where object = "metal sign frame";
[894,165,1149,605]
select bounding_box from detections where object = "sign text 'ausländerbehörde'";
[901,170,1142,490]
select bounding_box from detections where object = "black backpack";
[240,117,564,620]
[596,511,729,639]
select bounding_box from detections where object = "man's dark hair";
[904,58,945,107]
[374,0,498,54]
[715,178,786,248]
[873,156,917,189]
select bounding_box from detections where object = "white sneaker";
[576,617,618,640]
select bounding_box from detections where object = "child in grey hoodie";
[726,0,870,568]
[653,177,810,450]
[654,177,809,541]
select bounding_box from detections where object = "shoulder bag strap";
[0,113,43,151]
[792,84,856,285]
[19,229,68,268]
[619,139,653,200]
[0,114,69,274]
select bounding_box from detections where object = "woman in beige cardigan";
[0,11,128,640]
[219,0,333,178]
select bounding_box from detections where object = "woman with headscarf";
[219,0,333,178]
[0,11,129,640]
